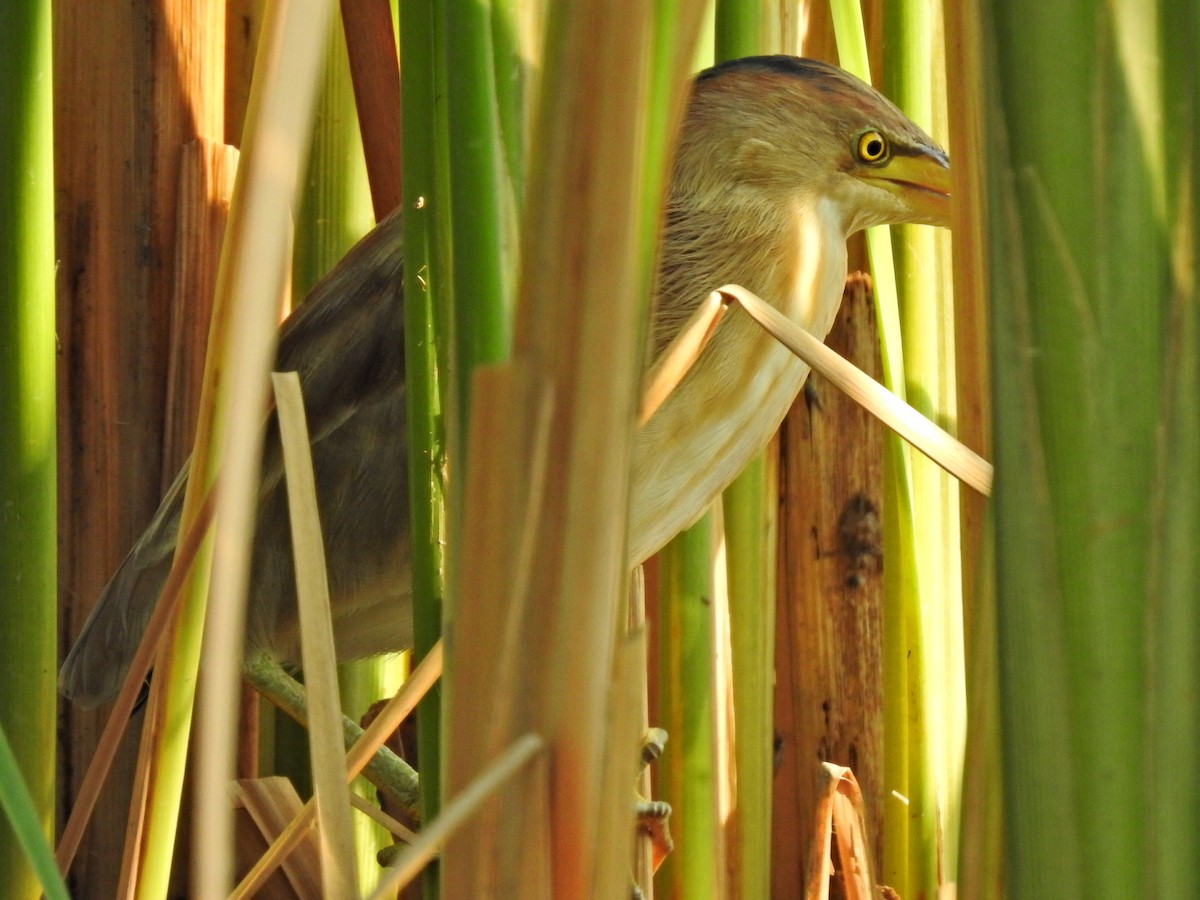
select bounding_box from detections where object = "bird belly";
[629,329,805,562]
[262,556,414,668]
[629,224,847,563]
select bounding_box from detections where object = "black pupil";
[864,137,883,158]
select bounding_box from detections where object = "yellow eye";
[856,130,889,163]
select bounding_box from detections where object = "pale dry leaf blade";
[719,284,993,495]
[273,371,358,899]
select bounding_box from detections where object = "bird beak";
[859,147,951,227]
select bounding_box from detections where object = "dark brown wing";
[59,210,408,707]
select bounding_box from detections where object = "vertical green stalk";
[656,513,725,899]
[884,1,964,894]
[488,0,526,206]
[647,16,723,896]
[441,0,516,432]
[413,2,523,868]
[293,15,374,298]
[0,2,56,897]
[715,0,777,58]
[719,452,777,897]
[714,4,779,896]
[399,0,452,872]
[984,0,1187,895]
[654,17,721,900]
[1146,3,1198,896]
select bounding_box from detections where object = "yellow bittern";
[60,56,950,707]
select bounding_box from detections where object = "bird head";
[673,56,951,235]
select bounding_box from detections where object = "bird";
[631,56,949,560]
[59,55,950,709]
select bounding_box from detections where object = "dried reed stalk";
[803,764,877,900]
[773,278,886,890]
[272,371,358,898]
[441,0,701,893]
[338,0,402,218]
[155,2,334,896]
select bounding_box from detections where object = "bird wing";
[59,210,408,708]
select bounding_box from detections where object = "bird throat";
[628,196,849,563]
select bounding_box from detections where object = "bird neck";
[652,189,848,360]
[781,193,852,337]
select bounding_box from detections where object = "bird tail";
[58,468,186,708]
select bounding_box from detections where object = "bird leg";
[243,651,421,821]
